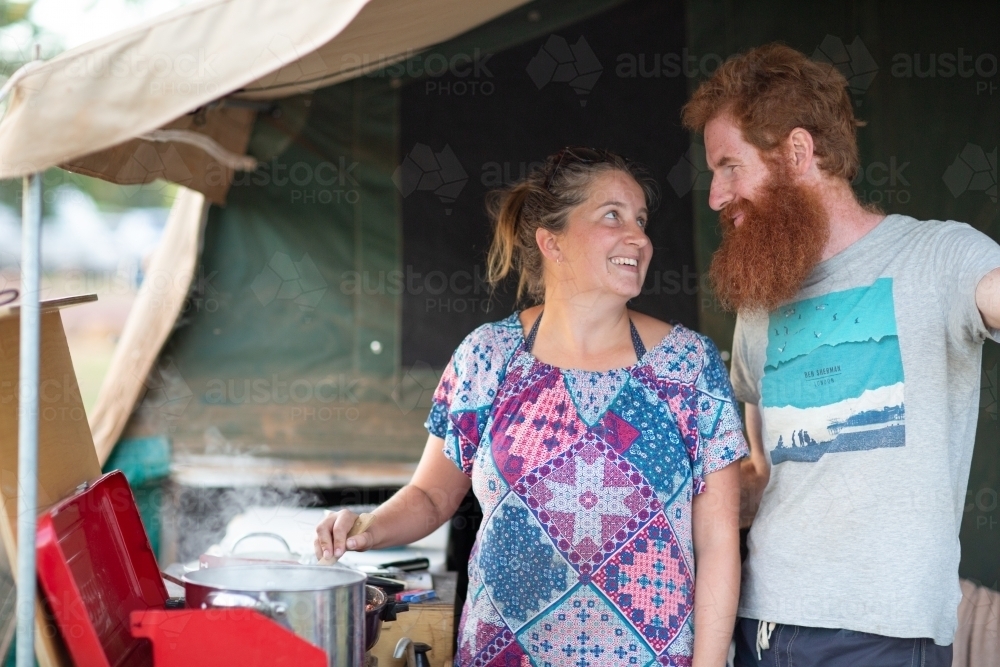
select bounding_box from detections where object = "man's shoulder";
[878,213,980,241]
[877,215,1000,270]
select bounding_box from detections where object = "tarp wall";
[116,0,639,463]
[129,78,411,461]
[400,0,697,367]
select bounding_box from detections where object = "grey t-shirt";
[731,214,1000,645]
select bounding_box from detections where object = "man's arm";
[975,267,1000,331]
[739,403,768,528]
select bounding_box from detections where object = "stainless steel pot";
[183,564,366,667]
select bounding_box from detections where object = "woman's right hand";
[312,434,470,561]
[314,509,376,562]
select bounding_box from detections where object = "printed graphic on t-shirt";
[760,277,905,465]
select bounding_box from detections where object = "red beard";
[709,163,830,313]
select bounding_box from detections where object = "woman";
[316,147,747,666]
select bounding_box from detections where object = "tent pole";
[15,171,42,667]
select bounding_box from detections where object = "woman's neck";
[523,292,636,371]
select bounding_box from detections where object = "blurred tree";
[0,1,43,72]
[0,1,32,25]
[0,0,179,216]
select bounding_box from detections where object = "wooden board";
[370,574,456,667]
[0,308,103,667]
[170,454,417,489]
[0,294,98,321]
[370,602,455,667]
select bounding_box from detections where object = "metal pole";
[15,172,42,667]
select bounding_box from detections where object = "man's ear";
[787,127,815,175]
[536,227,562,264]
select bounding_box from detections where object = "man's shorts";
[733,617,953,667]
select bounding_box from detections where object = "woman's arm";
[691,463,741,667]
[739,403,769,528]
[315,433,472,560]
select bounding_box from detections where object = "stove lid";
[36,470,167,667]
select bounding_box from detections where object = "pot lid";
[184,564,366,592]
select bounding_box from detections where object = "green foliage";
[0,168,177,216]
[0,1,33,28]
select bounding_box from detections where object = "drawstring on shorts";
[756,620,776,660]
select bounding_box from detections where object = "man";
[682,43,1000,666]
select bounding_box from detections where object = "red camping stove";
[35,470,329,667]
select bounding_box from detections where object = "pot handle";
[203,590,288,620]
[231,532,293,554]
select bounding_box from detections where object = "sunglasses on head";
[543,146,624,190]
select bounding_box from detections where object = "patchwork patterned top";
[426,313,747,667]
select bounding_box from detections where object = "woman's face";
[545,169,651,301]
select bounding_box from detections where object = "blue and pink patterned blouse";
[425,313,747,667]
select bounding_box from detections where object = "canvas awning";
[0,0,529,202]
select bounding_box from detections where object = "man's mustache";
[720,200,751,230]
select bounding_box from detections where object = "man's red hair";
[682,43,863,181]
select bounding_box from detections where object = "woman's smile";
[609,255,639,270]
